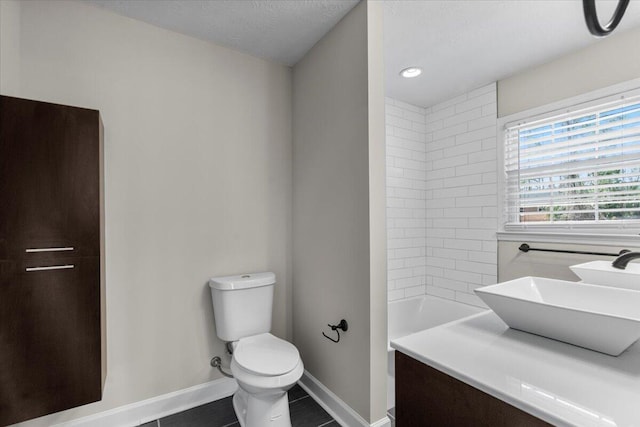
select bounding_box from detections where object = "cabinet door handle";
[25,247,74,253]
[25,264,75,272]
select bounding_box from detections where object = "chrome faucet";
[612,251,640,270]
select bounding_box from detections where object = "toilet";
[209,272,303,427]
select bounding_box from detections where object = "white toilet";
[209,272,303,427]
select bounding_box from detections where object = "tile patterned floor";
[139,384,338,427]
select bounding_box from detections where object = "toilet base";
[233,387,292,427]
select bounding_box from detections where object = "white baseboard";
[370,418,391,427]
[51,377,237,427]
[15,371,389,427]
[298,371,391,427]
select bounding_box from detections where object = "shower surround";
[386,83,498,307]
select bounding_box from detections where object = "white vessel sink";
[570,260,640,291]
[474,277,640,356]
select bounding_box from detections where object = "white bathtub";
[387,295,486,410]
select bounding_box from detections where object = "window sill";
[497,231,640,248]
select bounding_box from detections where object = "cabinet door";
[0,256,101,425]
[0,96,100,260]
[0,95,104,426]
[395,352,551,426]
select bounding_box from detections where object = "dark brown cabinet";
[0,96,105,426]
[395,351,551,427]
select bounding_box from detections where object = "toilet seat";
[234,333,300,376]
[231,334,304,395]
[231,357,304,393]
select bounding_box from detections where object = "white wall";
[384,85,498,308]
[424,84,498,308]
[3,1,292,425]
[498,26,640,117]
[292,0,387,423]
[385,98,427,302]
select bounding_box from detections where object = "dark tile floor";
[139,384,338,427]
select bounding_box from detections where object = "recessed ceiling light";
[400,67,422,78]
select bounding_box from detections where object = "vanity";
[391,311,640,427]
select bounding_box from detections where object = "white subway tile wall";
[386,83,498,307]
[386,98,428,302]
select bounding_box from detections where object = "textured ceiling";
[87,0,359,66]
[85,0,640,108]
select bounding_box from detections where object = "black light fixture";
[583,0,630,37]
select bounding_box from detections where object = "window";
[503,88,640,230]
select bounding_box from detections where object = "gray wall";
[2,1,293,424]
[498,26,640,117]
[292,0,387,423]
[0,0,20,94]
[366,1,387,418]
[497,26,640,281]
[499,240,640,282]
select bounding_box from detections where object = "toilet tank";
[209,272,275,342]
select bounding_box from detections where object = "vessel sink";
[570,260,640,291]
[474,277,640,356]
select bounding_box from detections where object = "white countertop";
[390,311,640,427]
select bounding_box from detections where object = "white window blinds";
[504,91,640,226]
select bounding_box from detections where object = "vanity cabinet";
[0,95,105,425]
[395,352,551,427]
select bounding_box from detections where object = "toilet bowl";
[230,333,304,427]
[209,272,304,427]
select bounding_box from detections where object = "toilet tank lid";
[209,272,275,290]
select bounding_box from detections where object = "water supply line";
[210,356,233,378]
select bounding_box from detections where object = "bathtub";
[387,295,486,410]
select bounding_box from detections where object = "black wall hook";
[322,319,348,343]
